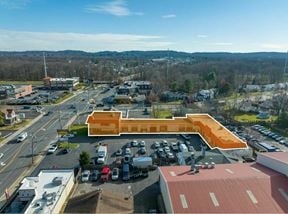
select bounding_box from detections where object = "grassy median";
[69,124,88,136]
[59,142,80,149]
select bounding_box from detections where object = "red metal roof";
[159,163,288,213]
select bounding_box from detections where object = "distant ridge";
[0,50,286,59]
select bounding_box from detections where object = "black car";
[139,147,146,154]
[96,103,104,107]
[62,148,71,154]
[44,111,52,116]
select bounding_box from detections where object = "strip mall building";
[86,111,247,150]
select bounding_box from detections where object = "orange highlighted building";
[86,111,247,150]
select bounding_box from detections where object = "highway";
[0,86,114,205]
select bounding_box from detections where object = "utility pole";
[31,135,35,165]
[58,110,62,129]
[166,49,170,90]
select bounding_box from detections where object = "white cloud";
[260,43,288,51]
[197,34,208,38]
[162,14,176,19]
[0,29,173,51]
[0,0,31,9]
[213,42,233,46]
[85,0,143,16]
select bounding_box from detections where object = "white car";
[139,141,146,147]
[112,168,119,180]
[0,153,3,159]
[17,132,28,142]
[164,146,170,153]
[47,145,58,154]
[125,148,132,155]
[81,170,90,182]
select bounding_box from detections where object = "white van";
[97,145,107,164]
[179,143,188,152]
[17,132,28,143]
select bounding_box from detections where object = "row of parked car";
[153,140,195,160]
[81,167,120,183]
[252,124,288,146]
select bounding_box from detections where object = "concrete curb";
[0,114,44,149]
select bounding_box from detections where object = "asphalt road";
[0,87,112,204]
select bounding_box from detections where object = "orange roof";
[86,111,247,150]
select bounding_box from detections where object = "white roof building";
[18,169,74,214]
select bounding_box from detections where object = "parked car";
[170,142,178,151]
[157,148,165,158]
[188,145,194,152]
[122,164,130,181]
[164,146,170,153]
[139,147,146,154]
[115,149,122,156]
[112,168,119,180]
[100,167,111,182]
[166,152,175,159]
[126,142,132,148]
[91,170,100,181]
[154,141,160,149]
[125,148,132,156]
[63,133,75,138]
[139,141,146,147]
[131,140,138,147]
[81,170,90,182]
[62,148,71,154]
[162,140,169,147]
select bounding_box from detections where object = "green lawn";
[0,81,42,86]
[58,142,79,149]
[0,137,4,143]
[69,124,88,136]
[153,109,173,118]
[234,114,277,123]
[0,119,31,131]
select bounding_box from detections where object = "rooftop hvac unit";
[52,177,63,186]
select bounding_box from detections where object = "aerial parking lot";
[32,133,211,213]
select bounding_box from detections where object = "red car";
[100,167,111,182]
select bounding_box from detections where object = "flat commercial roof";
[159,163,288,213]
[20,169,74,214]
